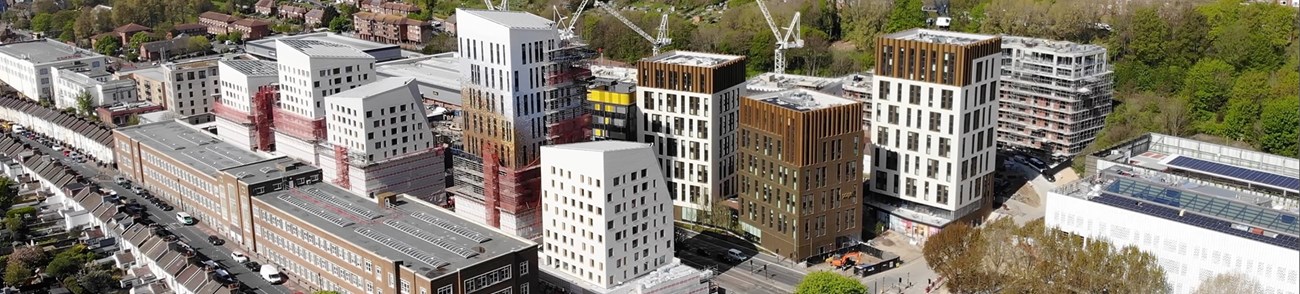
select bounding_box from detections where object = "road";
[675,228,806,293]
[16,133,294,294]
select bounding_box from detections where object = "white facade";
[635,51,745,222]
[0,104,114,163]
[1047,190,1299,294]
[868,30,1000,230]
[0,39,109,102]
[273,39,376,164]
[161,59,221,121]
[540,141,676,289]
[319,77,445,199]
[216,60,278,150]
[52,68,138,110]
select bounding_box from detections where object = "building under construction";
[213,60,279,152]
[451,9,595,239]
[998,36,1114,158]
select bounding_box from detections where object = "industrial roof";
[646,51,743,67]
[1164,156,1299,192]
[884,29,996,45]
[279,39,374,59]
[457,9,555,30]
[0,39,105,64]
[253,183,534,276]
[745,88,857,111]
[220,156,319,185]
[116,120,266,177]
[219,59,278,77]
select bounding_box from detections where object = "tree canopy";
[795,271,868,294]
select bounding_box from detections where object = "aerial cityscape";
[0,0,1294,293]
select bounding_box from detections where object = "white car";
[176,212,196,225]
[260,264,285,284]
[231,251,249,263]
[52,145,63,151]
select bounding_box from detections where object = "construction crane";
[755,0,803,74]
[553,0,592,41]
[484,0,508,11]
[595,1,671,55]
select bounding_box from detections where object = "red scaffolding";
[334,145,351,189]
[273,108,326,141]
[211,100,251,124]
[251,85,277,151]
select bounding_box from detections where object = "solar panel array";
[277,194,354,227]
[354,228,449,268]
[1091,192,1300,250]
[410,212,492,243]
[1166,157,1300,191]
[304,188,381,219]
[1104,178,1300,237]
[384,220,479,258]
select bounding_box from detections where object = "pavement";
[15,133,300,294]
[674,228,807,293]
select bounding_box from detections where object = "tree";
[74,270,117,294]
[46,244,95,278]
[187,35,213,53]
[3,245,46,285]
[94,36,121,56]
[75,91,94,116]
[795,271,867,294]
[129,31,157,53]
[73,9,98,44]
[883,0,926,33]
[1258,98,1300,157]
[0,176,16,212]
[1193,272,1264,294]
[329,16,351,33]
[1181,58,1235,121]
[31,13,54,34]
[126,114,141,126]
[3,262,34,286]
[321,6,340,27]
[227,31,244,44]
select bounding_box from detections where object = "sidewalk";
[187,223,310,294]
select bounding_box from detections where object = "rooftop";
[1055,167,1299,250]
[330,77,417,101]
[1001,35,1105,54]
[589,77,635,94]
[278,39,374,59]
[457,9,555,30]
[375,52,461,105]
[101,101,161,112]
[1093,133,1300,195]
[590,65,636,82]
[221,156,318,185]
[219,59,278,77]
[0,39,104,64]
[841,73,873,92]
[254,183,534,276]
[747,72,841,93]
[164,58,220,71]
[545,141,650,153]
[884,29,996,46]
[646,51,744,68]
[116,120,265,177]
[120,66,165,82]
[745,88,857,111]
[250,32,395,52]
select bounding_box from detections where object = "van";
[176,212,195,225]
[726,249,747,262]
[12,125,24,134]
[260,264,285,284]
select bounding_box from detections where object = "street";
[15,133,295,294]
[675,228,806,293]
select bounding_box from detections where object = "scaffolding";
[251,85,277,151]
[273,108,326,142]
[334,145,351,190]
[544,41,597,146]
[211,100,250,125]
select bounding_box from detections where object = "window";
[519,261,529,275]
[437,286,452,294]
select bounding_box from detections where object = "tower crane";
[595,1,671,55]
[484,0,508,11]
[755,0,802,74]
[553,0,592,41]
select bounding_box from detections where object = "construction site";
[212,84,279,152]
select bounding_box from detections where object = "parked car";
[208,235,225,245]
[260,265,285,284]
[131,186,145,194]
[1027,157,1049,170]
[115,176,129,185]
[231,252,249,263]
[243,260,260,270]
[176,212,196,225]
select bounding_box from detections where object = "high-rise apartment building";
[162,58,221,122]
[737,89,863,262]
[867,29,1001,240]
[635,51,746,223]
[319,77,446,201]
[214,59,279,151]
[273,39,377,165]
[539,141,678,288]
[452,9,593,239]
[997,36,1113,157]
[587,77,637,141]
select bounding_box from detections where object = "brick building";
[199,11,240,35]
[353,12,433,45]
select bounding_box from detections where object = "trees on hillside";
[924,218,1169,294]
[884,0,925,33]
[795,271,867,294]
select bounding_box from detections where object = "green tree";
[1258,98,1300,157]
[188,35,213,53]
[128,31,157,52]
[1181,58,1235,122]
[321,6,340,26]
[795,271,867,294]
[126,114,141,126]
[74,270,116,294]
[31,13,54,34]
[4,262,33,286]
[75,91,94,116]
[94,36,121,56]
[45,244,95,278]
[329,16,351,33]
[0,176,16,212]
[884,0,926,33]
[73,9,98,44]
[227,31,244,43]
[3,245,46,285]
[1127,7,1170,66]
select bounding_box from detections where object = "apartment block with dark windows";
[587,77,637,141]
[737,89,864,262]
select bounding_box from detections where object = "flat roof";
[841,73,873,92]
[1092,133,1300,194]
[1001,35,1105,55]
[0,39,104,64]
[375,53,461,105]
[220,156,319,185]
[117,120,265,177]
[254,183,533,275]
[165,58,220,71]
[745,88,857,111]
[247,32,399,61]
[457,9,555,30]
[747,72,841,92]
[278,39,374,59]
[544,141,649,153]
[884,29,995,45]
[219,60,278,77]
[646,51,743,68]
[120,67,166,82]
[589,78,634,93]
[590,65,636,82]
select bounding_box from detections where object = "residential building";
[117,67,166,107]
[272,39,376,165]
[353,12,434,46]
[279,5,308,20]
[0,39,109,102]
[199,11,240,35]
[0,95,116,164]
[997,36,1113,157]
[94,101,162,127]
[169,23,207,39]
[362,0,420,15]
[113,23,152,45]
[214,59,278,151]
[737,89,863,262]
[866,29,1001,241]
[231,18,273,40]
[451,8,594,239]
[306,9,326,27]
[635,51,746,223]
[245,32,402,62]
[538,141,709,294]
[255,0,275,15]
[587,77,637,141]
[161,58,221,123]
[138,36,204,62]
[839,73,873,131]
[51,68,137,110]
[318,77,446,202]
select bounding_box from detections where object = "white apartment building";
[318,77,445,200]
[998,36,1113,157]
[161,59,221,123]
[635,51,746,223]
[867,29,1001,240]
[0,39,109,102]
[273,39,376,165]
[51,68,138,110]
[540,141,707,294]
[214,59,278,151]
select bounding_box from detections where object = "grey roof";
[330,77,417,101]
[745,88,858,111]
[883,29,996,45]
[220,156,319,185]
[278,39,374,59]
[254,183,533,276]
[545,141,650,153]
[219,59,278,77]
[0,39,104,64]
[589,77,634,94]
[646,51,744,68]
[457,9,554,30]
[375,53,461,106]
[247,32,399,62]
[116,120,265,177]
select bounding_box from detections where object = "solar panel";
[354,228,449,268]
[384,220,479,258]
[277,194,354,227]
[1102,177,1300,237]
[1166,157,1300,191]
[304,188,381,219]
[410,212,492,243]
